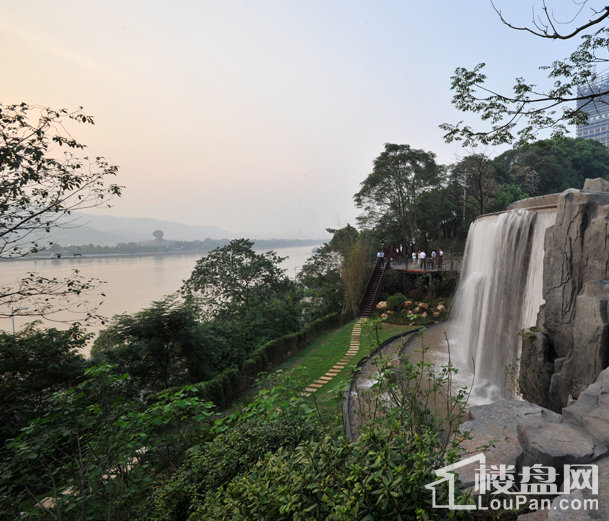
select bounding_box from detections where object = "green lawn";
[310,321,416,413]
[230,320,416,416]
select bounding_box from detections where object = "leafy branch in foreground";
[0,269,107,322]
[0,102,122,322]
[441,2,609,146]
[0,103,122,258]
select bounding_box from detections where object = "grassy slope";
[230,320,415,415]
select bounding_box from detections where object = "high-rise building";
[576,72,609,147]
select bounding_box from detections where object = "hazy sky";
[1,1,589,238]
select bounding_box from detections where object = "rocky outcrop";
[458,401,560,488]
[539,179,609,406]
[465,369,609,519]
[519,328,554,407]
[517,419,608,470]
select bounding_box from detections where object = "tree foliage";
[0,365,214,520]
[0,103,122,321]
[296,244,344,321]
[354,143,442,246]
[326,225,374,316]
[92,295,222,392]
[0,323,89,444]
[441,2,609,145]
[181,238,292,320]
[494,136,609,194]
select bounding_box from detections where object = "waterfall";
[453,208,556,403]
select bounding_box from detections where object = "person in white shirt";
[420,250,427,269]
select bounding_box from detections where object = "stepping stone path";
[303,319,364,395]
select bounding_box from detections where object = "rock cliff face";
[537,178,609,407]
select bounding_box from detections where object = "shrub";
[386,292,406,312]
[142,372,320,521]
[191,333,475,520]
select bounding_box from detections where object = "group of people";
[376,248,444,270]
[411,249,443,270]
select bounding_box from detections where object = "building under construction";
[576,71,609,147]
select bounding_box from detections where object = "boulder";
[386,310,394,315]
[517,418,608,471]
[419,302,429,311]
[457,401,560,489]
[437,304,446,313]
[544,454,609,520]
[414,307,420,313]
[433,312,440,317]
[376,301,387,310]
[404,300,413,308]
[548,281,609,405]
[421,312,427,318]
[380,313,388,318]
[583,177,609,192]
[563,368,609,447]
[517,511,549,521]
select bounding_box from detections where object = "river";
[0,245,322,347]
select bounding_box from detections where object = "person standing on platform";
[431,249,437,269]
[411,250,416,269]
[420,250,427,270]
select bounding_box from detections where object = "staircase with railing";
[358,257,391,317]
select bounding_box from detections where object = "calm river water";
[0,245,322,350]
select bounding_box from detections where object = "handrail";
[358,257,381,315]
[367,258,390,313]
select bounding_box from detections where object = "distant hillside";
[47,213,239,246]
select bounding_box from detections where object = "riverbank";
[0,242,325,263]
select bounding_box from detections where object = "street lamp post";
[10,307,29,335]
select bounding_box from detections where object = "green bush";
[190,334,475,520]
[142,372,320,521]
[382,268,403,295]
[148,313,342,409]
[386,292,406,312]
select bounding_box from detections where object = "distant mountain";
[48,213,238,246]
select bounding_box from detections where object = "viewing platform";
[359,255,461,317]
[389,257,463,274]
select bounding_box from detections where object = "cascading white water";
[453,208,556,403]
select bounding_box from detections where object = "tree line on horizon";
[37,237,323,257]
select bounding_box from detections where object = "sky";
[0,0,593,239]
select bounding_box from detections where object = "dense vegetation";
[3,89,609,518]
[355,138,609,251]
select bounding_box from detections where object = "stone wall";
[532,178,609,408]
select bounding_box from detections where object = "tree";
[326,225,374,316]
[0,323,89,444]
[441,2,609,146]
[414,187,456,246]
[449,152,499,218]
[0,103,122,321]
[92,295,221,391]
[181,238,292,320]
[296,244,344,321]
[494,137,609,194]
[354,143,442,246]
[0,365,214,519]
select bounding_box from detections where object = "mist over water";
[0,245,321,351]
[452,208,556,403]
